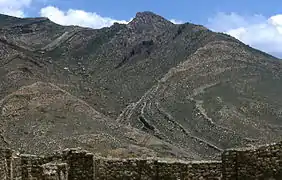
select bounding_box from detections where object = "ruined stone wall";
[20,153,67,180]
[0,149,13,180]
[94,158,221,179]
[0,148,222,180]
[62,148,93,180]
[0,149,68,180]
[0,141,281,179]
[222,141,282,180]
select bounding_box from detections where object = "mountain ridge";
[0,11,281,160]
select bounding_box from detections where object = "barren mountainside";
[0,11,281,160]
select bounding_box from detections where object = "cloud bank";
[40,6,130,29]
[0,0,32,17]
[207,12,282,57]
[40,6,183,28]
[0,1,183,29]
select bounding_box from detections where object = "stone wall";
[0,141,281,179]
[0,149,13,180]
[222,141,282,180]
[62,148,93,180]
[94,158,221,179]
[41,162,68,180]
[20,153,66,179]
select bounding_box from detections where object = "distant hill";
[0,12,281,160]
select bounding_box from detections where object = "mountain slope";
[0,81,195,159]
[117,39,282,159]
[0,12,281,160]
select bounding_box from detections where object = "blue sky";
[27,0,282,24]
[0,0,282,57]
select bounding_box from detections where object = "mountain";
[0,12,281,160]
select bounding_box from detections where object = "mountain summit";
[0,12,281,160]
[128,11,173,30]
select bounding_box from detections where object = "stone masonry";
[0,141,281,179]
[222,141,282,179]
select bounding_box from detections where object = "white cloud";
[170,19,184,24]
[0,0,32,17]
[40,6,185,29]
[207,12,282,56]
[40,6,130,29]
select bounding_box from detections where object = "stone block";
[41,162,68,180]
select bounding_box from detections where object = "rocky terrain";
[0,11,281,160]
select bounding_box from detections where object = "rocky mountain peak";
[127,11,173,30]
[135,11,161,19]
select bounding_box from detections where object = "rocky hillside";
[0,11,281,160]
